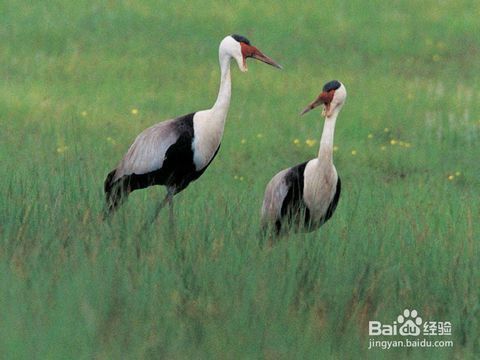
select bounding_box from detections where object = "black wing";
[277,161,310,232]
[321,176,341,224]
[104,113,196,210]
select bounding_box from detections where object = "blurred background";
[1,1,479,358]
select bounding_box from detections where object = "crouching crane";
[261,80,347,235]
[104,34,281,225]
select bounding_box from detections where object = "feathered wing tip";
[103,169,128,218]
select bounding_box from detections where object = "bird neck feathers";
[191,52,232,171]
[318,113,338,162]
[211,51,232,117]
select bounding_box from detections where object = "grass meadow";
[1,0,479,358]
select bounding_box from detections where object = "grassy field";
[1,0,479,358]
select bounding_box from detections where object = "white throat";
[192,48,233,170]
[318,112,338,162]
[211,50,232,115]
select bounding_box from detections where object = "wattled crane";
[261,80,346,235]
[104,34,282,225]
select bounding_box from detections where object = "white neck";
[191,51,233,171]
[318,112,338,162]
[211,52,232,115]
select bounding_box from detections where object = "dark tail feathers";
[104,169,128,216]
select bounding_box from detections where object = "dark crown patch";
[323,80,341,92]
[231,34,251,45]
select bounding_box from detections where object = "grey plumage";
[260,168,290,227]
[261,156,341,235]
[113,119,180,182]
[103,34,282,223]
[261,81,347,235]
[104,112,198,214]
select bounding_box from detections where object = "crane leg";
[152,191,172,222]
[136,188,175,258]
[168,195,176,238]
[139,189,174,230]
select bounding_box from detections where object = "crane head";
[224,34,282,72]
[300,80,347,117]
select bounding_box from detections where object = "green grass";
[1,0,479,358]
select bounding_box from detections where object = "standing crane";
[261,80,347,235]
[104,34,281,226]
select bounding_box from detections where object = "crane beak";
[250,47,283,69]
[300,91,334,116]
[241,43,282,70]
[300,98,322,116]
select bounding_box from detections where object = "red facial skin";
[318,90,335,105]
[301,90,336,115]
[239,42,282,69]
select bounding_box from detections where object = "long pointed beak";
[300,91,333,116]
[300,98,323,116]
[251,47,283,69]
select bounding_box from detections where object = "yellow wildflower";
[367,134,373,139]
[384,128,389,133]
[240,138,246,144]
[447,175,454,181]
[131,108,139,115]
[390,139,397,145]
[351,150,357,156]
[81,111,88,117]
[256,133,263,139]
[455,171,461,176]
[305,139,316,147]
[293,139,300,145]
[333,146,339,152]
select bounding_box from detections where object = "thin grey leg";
[139,189,172,232]
[137,188,175,258]
[168,196,174,227]
[151,192,171,222]
[168,195,176,238]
